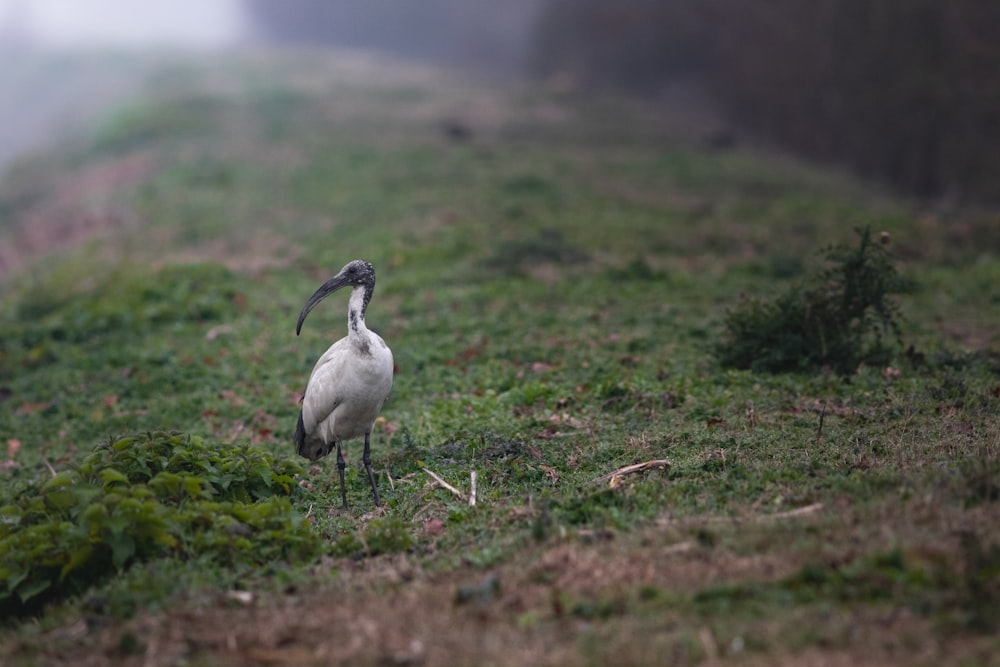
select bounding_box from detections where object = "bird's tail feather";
[294,410,306,454]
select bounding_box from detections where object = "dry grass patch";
[10,487,997,666]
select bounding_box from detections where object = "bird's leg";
[335,441,348,510]
[363,431,381,507]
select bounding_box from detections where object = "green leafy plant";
[717,227,908,373]
[78,431,302,502]
[0,432,318,621]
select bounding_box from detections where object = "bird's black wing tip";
[293,410,306,451]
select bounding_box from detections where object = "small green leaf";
[44,490,80,513]
[107,533,136,570]
[16,577,52,604]
[3,565,30,592]
[60,545,95,581]
[100,468,130,486]
[42,472,77,491]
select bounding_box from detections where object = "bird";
[294,259,394,509]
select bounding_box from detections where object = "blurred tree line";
[242,1,998,202]
[532,0,1000,203]
[242,0,541,72]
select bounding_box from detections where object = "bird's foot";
[359,506,387,521]
[327,504,351,517]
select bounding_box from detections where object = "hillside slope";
[1,50,998,666]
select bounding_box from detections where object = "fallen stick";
[42,457,57,478]
[662,540,696,555]
[592,459,671,486]
[422,468,465,500]
[698,627,719,662]
[762,502,824,520]
[469,470,477,507]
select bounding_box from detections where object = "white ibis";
[294,259,394,509]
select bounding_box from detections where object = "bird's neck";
[347,285,372,342]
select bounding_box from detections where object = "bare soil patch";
[13,493,998,666]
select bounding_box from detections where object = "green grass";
[0,50,998,665]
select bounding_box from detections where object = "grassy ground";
[0,49,998,666]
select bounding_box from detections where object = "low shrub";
[716,227,908,374]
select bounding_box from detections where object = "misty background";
[1,0,998,203]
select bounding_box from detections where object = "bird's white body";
[294,260,393,508]
[300,313,393,457]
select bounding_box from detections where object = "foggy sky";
[0,1,543,173]
[0,0,246,48]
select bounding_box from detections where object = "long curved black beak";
[296,273,350,335]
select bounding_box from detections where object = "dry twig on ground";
[592,459,671,487]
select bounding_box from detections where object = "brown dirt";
[8,495,998,667]
[0,153,155,280]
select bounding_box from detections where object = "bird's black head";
[296,259,377,335]
[339,259,376,288]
